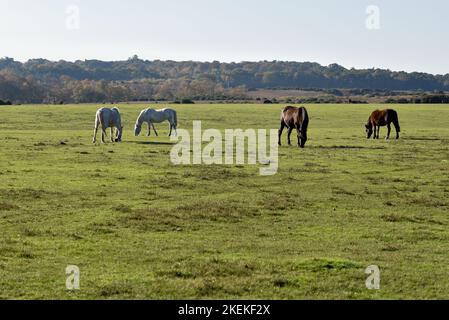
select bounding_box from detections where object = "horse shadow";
[131,141,176,146]
[312,145,386,150]
[403,137,441,141]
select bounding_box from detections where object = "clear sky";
[1,0,448,75]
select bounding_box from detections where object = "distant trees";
[386,94,449,104]
[0,57,448,104]
[0,70,46,103]
[173,99,195,104]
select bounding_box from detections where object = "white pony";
[134,108,178,137]
[93,107,123,143]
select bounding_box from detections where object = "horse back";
[97,107,121,127]
[282,106,308,127]
[145,108,175,123]
[370,109,398,126]
[157,108,176,115]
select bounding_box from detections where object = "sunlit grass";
[0,103,449,299]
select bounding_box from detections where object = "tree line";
[0,56,448,104]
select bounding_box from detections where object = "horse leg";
[296,126,302,147]
[386,124,391,140]
[93,126,98,144]
[110,128,114,142]
[168,123,173,137]
[394,120,400,139]
[152,123,159,137]
[373,125,377,139]
[147,123,151,137]
[377,126,381,139]
[278,122,286,146]
[287,127,293,146]
[101,127,107,144]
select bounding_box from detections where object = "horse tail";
[173,110,178,128]
[95,111,99,128]
[301,107,309,132]
[97,109,109,136]
[393,111,401,132]
[95,110,102,129]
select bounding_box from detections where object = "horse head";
[116,126,124,142]
[365,122,373,139]
[134,124,142,137]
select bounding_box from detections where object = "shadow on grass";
[130,141,176,146]
[403,137,441,141]
[312,145,386,150]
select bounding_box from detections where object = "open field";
[1,103,449,300]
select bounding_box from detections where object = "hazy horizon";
[2,0,449,75]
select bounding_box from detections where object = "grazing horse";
[134,108,178,137]
[93,107,123,144]
[279,106,309,148]
[366,109,401,140]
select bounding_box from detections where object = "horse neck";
[137,111,147,126]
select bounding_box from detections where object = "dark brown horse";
[279,106,309,148]
[365,109,401,140]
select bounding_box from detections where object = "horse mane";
[366,116,373,129]
[136,109,148,126]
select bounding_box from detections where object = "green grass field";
[1,103,449,300]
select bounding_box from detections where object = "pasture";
[1,103,449,299]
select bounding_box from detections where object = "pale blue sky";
[1,0,448,74]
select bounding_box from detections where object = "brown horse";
[279,106,309,148]
[365,109,401,140]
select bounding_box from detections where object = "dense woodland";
[1,56,449,104]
